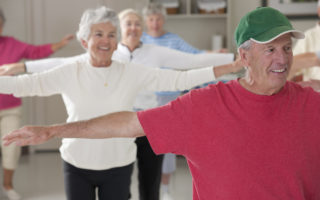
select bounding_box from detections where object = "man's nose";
[276,49,289,64]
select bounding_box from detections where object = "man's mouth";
[271,68,286,73]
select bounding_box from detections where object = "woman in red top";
[0,8,73,200]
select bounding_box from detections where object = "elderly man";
[4,7,320,200]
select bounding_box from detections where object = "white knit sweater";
[1,59,214,170]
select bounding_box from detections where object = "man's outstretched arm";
[3,111,145,146]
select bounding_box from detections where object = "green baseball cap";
[235,7,304,47]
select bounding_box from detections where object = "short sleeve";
[137,93,193,156]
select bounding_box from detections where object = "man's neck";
[238,78,283,96]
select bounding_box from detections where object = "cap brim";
[250,26,305,44]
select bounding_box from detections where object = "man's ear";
[239,48,250,67]
[81,39,88,49]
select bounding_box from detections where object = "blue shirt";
[141,32,204,54]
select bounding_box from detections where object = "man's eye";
[284,46,292,52]
[266,48,274,53]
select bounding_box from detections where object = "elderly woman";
[141,2,204,53]
[141,3,231,199]
[0,8,73,200]
[141,4,206,199]
[0,6,241,200]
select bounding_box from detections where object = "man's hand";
[3,126,53,146]
[297,79,320,91]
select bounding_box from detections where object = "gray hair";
[237,39,252,53]
[76,6,119,42]
[237,40,253,78]
[118,8,143,25]
[142,2,167,20]
[0,8,5,25]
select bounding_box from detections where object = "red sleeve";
[12,37,53,59]
[22,43,53,59]
[137,93,193,156]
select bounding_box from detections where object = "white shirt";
[1,59,214,170]
[113,43,234,109]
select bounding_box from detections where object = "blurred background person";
[141,3,230,200]
[141,2,205,53]
[292,0,320,81]
[0,7,73,200]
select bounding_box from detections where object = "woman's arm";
[26,53,88,73]
[0,62,72,97]
[0,53,88,75]
[131,63,213,92]
[0,62,26,75]
[151,45,236,70]
[288,52,320,80]
[50,34,74,52]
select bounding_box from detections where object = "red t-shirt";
[138,80,320,200]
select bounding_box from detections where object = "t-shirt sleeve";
[137,93,193,156]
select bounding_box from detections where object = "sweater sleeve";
[130,64,215,92]
[151,46,234,70]
[26,53,88,73]
[0,63,73,97]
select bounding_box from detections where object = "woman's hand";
[51,34,74,52]
[231,54,244,73]
[297,79,320,92]
[0,62,26,75]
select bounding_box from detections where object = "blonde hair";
[118,9,143,24]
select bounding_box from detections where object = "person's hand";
[0,63,26,76]
[206,48,229,53]
[51,34,74,52]
[289,52,320,80]
[60,34,74,47]
[214,48,229,53]
[297,79,320,91]
[231,54,244,73]
[3,126,53,146]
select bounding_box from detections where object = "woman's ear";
[81,39,88,49]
